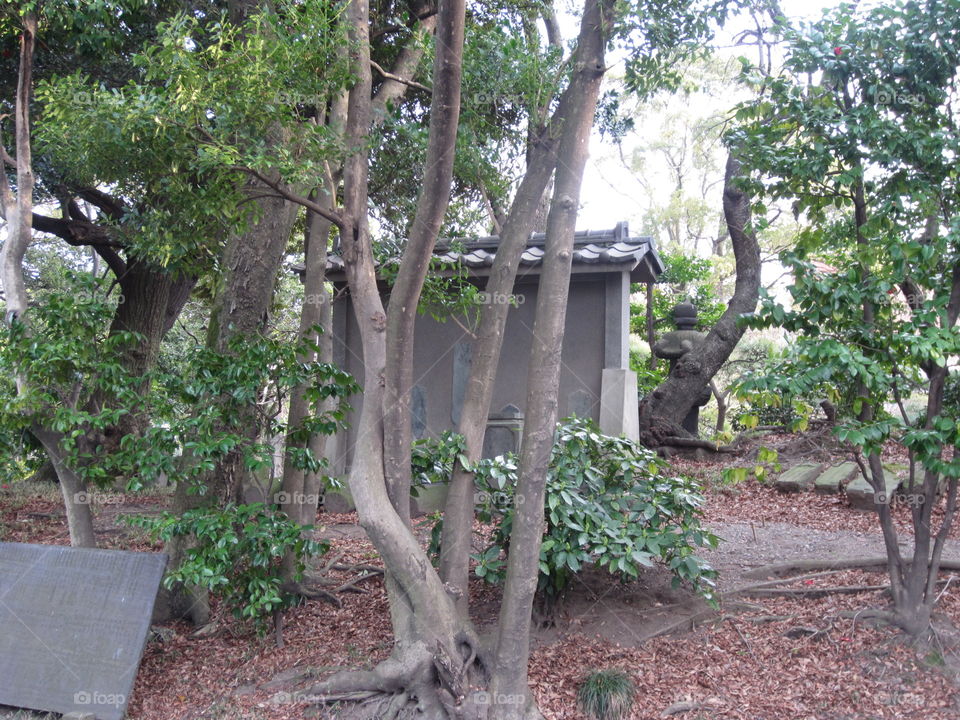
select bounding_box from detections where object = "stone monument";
[0,542,167,720]
[652,301,712,435]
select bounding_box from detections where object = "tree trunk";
[438,0,616,605]
[381,0,465,526]
[280,207,333,525]
[879,261,960,636]
[32,427,97,548]
[437,144,559,608]
[90,260,183,454]
[161,180,298,624]
[639,153,761,436]
[0,15,97,546]
[301,0,493,713]
[488,2,610,716]
[279,181,338,584]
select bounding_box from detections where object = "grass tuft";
[576,667,635,720]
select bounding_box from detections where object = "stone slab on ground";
[846,470,902,511]
[775,463,824,493]
[0,542,167,720]
[814,462,860,494]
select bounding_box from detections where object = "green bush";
[130,503,326,632]
[410,430,468,493]
[576,668,635,720]
[470,417,718,602]
[944,372,960,420]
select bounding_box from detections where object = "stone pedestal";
[600,368,639,441]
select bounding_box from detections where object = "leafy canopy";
[731,0,960,479]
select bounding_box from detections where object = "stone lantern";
[652,301,712,435]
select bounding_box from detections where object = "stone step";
[845,469,902,511]
[775,463,824,493]
[813,461,859,494]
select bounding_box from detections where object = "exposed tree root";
[660,436,736,453]
[305,638,480,719]
[742,556,960,580]
[335,571,382,594]
[280,579,343,607]
[742,583,891,598]
[726,569,849,595]
[660,698,722,717]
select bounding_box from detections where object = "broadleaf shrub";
[457,418,719,602]
[129,503,326,632]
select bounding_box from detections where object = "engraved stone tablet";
[482,404,523,459]
[0,542,167,720]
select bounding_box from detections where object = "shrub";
[410,430,468,492]
[471,417,718,602]
[576,668,635,720]
[130,503,326,632]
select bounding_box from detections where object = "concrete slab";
[775,463,823,493]
[846,470,901,511]
[814,462,859,494]
[0,542,167,720]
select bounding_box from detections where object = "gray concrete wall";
[331,272,621,476]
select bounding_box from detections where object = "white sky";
[577,0,844,234]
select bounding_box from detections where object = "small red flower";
[834,46,843,56]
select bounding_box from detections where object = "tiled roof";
[310,221,663,282]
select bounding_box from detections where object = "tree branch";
[235,167,344,227]
[370,59,431,93]
[76,187,126,221]
[31,212,124,248]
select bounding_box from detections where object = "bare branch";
[370,59,431,94]
[236,167,344,227]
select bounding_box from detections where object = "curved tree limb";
[639,152,762,434]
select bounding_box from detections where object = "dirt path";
[705,520,960,584]
[525,520,960,653]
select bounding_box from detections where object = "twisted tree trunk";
[639,153,761,441]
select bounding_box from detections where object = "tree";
[1,1,218,546]
[732,0,960,637]
[7,0,735,715]
[638,152,762,442]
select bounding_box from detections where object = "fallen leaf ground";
[1,434,959,720]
